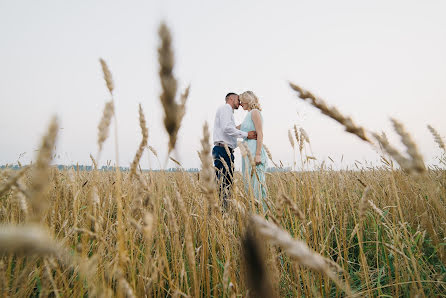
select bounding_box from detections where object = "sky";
[1,0,445,170]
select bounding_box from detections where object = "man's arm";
[221,106,248,139]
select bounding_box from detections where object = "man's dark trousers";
[212,145,234,209]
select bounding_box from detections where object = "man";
[213,92,257,209]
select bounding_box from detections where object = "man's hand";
[247,131,257,140]
[255,154,261,165]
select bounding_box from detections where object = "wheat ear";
[358,186,371,223]
[263,144,279,168]
[98,58,126,274]
[391,118,425,173]
[252,215,352,296]
[242,142,255,168]
[147,145,158,157]
[289,82,370,143]
[28,116,58,222]
[373,119,426,174]
[293,124,299,143]
[0,225,62,257]
[373,133,412,170]
[199,122,217,210]
[115,268,136,298]
[169,156,182,167]
[300,127,310,143]
[280,192,305,221]
[130,104,148,178]
[89,154,98,170]
[99,58,114,95]
[177,85,190,125]
[158,22,188,154]
[288,129,295,148]
[97,100,114,157]
[427,125,445,151]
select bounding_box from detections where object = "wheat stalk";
[175,190,198,296]
[43,259,60,298]
[0,261,6,296]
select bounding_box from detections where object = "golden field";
[0,162,445,297]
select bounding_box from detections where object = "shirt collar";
[225,103,234,112]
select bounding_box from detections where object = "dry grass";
[1,162,445,297]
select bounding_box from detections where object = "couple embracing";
[212,91,268,211]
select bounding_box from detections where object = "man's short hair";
[225,92,238,101]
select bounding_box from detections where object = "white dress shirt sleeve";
[221,105,248,139]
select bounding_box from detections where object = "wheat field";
[0,23,445,297]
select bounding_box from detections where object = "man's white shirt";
[213,104,248,149]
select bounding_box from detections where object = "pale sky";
[1,0,445,170]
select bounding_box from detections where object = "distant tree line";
[1,164,290,173]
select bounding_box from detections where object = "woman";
[238,91,268,211]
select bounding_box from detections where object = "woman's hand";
[255,154,261,165]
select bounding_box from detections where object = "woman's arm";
[251,110,263,165]
[236,124,241,130]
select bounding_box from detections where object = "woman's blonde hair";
[239,91,262,111]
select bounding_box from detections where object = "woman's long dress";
[240,109,268,211]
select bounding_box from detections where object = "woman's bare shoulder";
[251,109,261,118]
[251,109,261,114]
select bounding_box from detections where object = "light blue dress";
[240,109,268,211]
